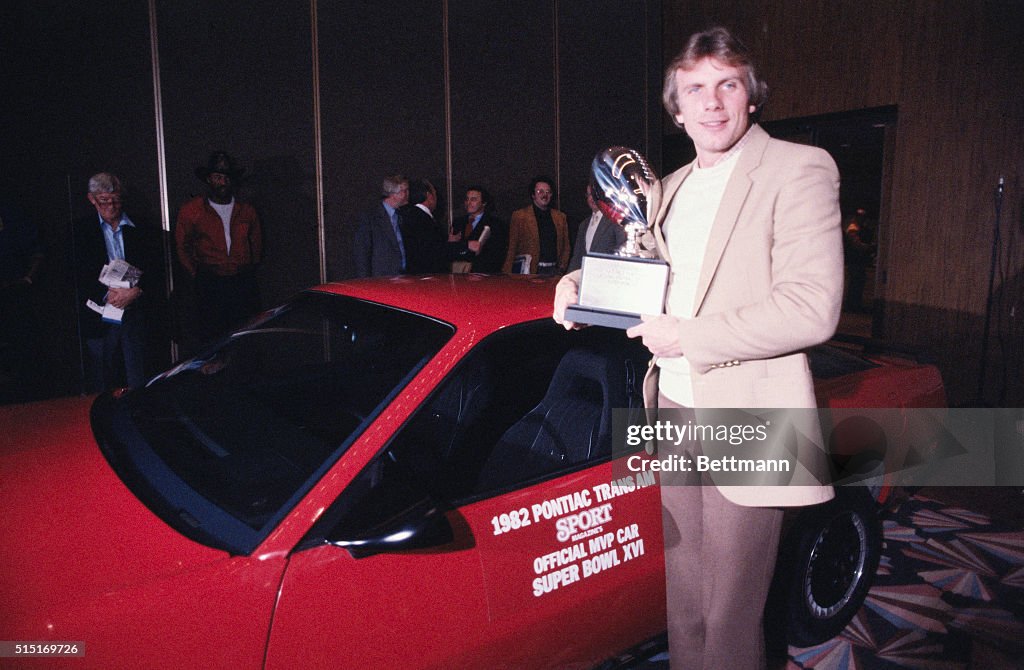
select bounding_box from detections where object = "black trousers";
[194,267,260,341]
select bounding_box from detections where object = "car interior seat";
[475,346,630,492]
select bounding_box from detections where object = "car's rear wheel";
[773,488,882,648]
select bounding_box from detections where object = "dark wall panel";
[558,1,654,225]
[448,0,557,222]
[318,2,447,279]
[158,0,318,304]
[1,0,160,396]
[2,0,661,402]
[1,1,159,219]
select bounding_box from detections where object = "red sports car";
[0,275,944,668]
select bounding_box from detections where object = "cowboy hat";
[194,151,246,181]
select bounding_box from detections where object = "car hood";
[0,396,227,633]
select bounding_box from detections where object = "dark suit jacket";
[353,202,404,277]
[399,204,448,274]
[450,212,508,273]
[567,214,627,272]
[72,215,159,338]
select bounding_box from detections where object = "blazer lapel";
[651,164,692,265]
[691,125,770,316]
[469,214,491,241]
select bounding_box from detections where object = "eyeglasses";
[93,197,122,206]
[534,189,553,196]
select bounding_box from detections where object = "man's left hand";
[107,286,142,309]
[626,314,684,358]
[552,273,581,329]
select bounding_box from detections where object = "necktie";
[391,212,406,270]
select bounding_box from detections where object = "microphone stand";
[976,177,1004,404]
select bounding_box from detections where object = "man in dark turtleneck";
[502,176,569,275]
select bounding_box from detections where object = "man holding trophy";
[554,26,842,669]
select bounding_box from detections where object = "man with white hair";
[74,172,156,391]
[353,174,410,277]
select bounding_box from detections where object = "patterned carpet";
[788,491,1024,669]
[631,489,1024,669]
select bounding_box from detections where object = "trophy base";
[567,253,669,329]
[564,304,643,330]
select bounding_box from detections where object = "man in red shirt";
[175,152,262,342]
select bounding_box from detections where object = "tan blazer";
[502,206,570,274]
[644,125,843,507]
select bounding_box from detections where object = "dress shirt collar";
[98,212,135,230]
[99,213,134,261]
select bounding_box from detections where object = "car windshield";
[91,291,454,555]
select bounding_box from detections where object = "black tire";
[774,488,882,648]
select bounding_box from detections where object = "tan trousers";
[658,393,783,670]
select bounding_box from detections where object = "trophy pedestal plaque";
[564,253,669,329]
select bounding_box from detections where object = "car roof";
[308,274,560,333]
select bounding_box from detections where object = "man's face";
[532,182,553,210]
[385,182,409,208]
[585,186,598,213]
[88,191,123,225]
[464,190,485,216]
[424,187,437,212]
[206,172,234,202]
[671,57,756,167]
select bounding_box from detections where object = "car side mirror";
[326,494,454,559]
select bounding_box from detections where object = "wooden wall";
[3,0,1019,406]
[663,0,1024,406]
[0,0,661,400]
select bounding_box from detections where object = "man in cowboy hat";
[175,151,262,342]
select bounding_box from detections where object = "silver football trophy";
[564,147,669,329]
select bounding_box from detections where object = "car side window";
[389,322,650,502]
[299,321,651,554]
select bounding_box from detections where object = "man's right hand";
[552,271,581,329]
[107,285,142,309]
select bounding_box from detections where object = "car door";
[459,461,664,668]
[265,321,664,668]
